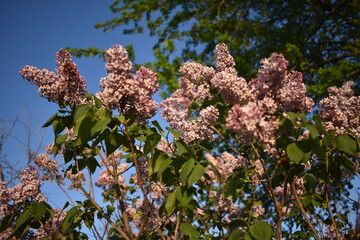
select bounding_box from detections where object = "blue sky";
[0,0,161,207]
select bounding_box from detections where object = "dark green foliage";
[69,0,359,100]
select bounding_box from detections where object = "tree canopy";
[68,0,360,100]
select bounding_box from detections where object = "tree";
[68,0,360,100]
[1,43,359,239]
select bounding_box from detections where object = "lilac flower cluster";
[98,45,159,120]
[0,166,46,217]
[161,43,314,146]
[65,171,86,190]
[20,50,87,106]
[34,153,64,183]
[226,52,314,146]
[208,190,244,223]
[204,152,247,183]
[319,81,360,138]
[95,164,129,188]
[161,58,218,144]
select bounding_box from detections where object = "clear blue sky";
[0,0,160,207]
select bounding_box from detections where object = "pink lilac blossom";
[179,62,215,83]
[98,45,158,120]
[125,182,168,231]
[34,153,64,183]
[95,164,129,188]
[251,53,314,113]
[252,203,265,218]
[179,77,211,101]
[0,166,46,218]
[324,225,340,239]
[204,152,247,183]
[211,71,252,105]
[319,81,360,138]
[156,138,175,153]
[181,106,219,144]
[20,50,87,106]
[208,189,244,223]
[214,43,237,75]
[130,156,149,185]
[226,102,279,146]
[161,86,219,143]
[65,171,86,190]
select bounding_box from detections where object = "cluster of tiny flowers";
[160,76,218,143]
[204,152,247,183]
[324,225,343,239]
[34,153,64,183]
[156,138,175,153]
[319,81,360,138]
[95,164,129,188]
[226,53,313,146]
[125,199,165,230]
[249,159,265,187]
[33,208,67,239]
[20,50,87,106]
[98,45,159,120]
[181,106,219,144]
[162,44,313,146]
[253,53,314,113]
[226,102,279,146]
[0,166,46,217]
[208,190,244,223]
[65,171,86,190]
[252,203,265,218]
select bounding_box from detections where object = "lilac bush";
[1,43,358,239]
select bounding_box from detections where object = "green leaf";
[180,158,194,185]
[152,120,164,134]
[175,141,188,156]
[157,158,172,177]
[12,207,31,237]
[306,123,319,139]
[188,164,205,186]
[175,186,195,207]
[309,139,326,159]
[0,214,15,232]
[180,222,200,237]
[61,207,82,234]
[166,127,182,138]
[42,113,58,127]
[55,134,67,146]
[336,135,358,156]
[165,191,177,215]
[90,118,111,137]
[229,230,242,240]
[31,202,47,221]
[304,173,317,193]
[313,115,327,134]
[286,142,305,164]
[249,221,273,240]
[143,133,161,155]
[105,132,125,155]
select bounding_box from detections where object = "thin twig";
[78,185,131,240]
[290,182,320,240]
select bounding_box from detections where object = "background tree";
[67,0,360,100]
